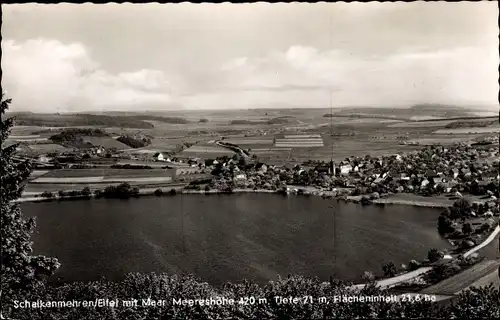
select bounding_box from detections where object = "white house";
[153,152,165,161]
[340,164,352,175]
[95,146,105,155]
[234,173,247,180]
[37,155,52,163]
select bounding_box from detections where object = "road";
[215,140,250,158]
[350,267,433,290]
[463,225,500,258]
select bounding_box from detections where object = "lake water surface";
[22,194,452,285]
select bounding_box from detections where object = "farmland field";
[251,148,292,160]
[32,176,173,184]
[23,181,183,194]
[8,134,42,139]
[409,137,478,145]
[6,137,49,142]
[274,133,324,148]
[117,160,168,168]
[433,127,500,134]
[387,120,457,128]
[27,143,72,153]
[223,138,274,145]
[180,144,235,157]
[40,168,175,178]
[289,137,421,163]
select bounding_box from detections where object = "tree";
[1,95,60,318]
[438,215,454,234]
[427,248,444,263]
[453,198,471,216]
[41,191,54,198]
[81,187,91,196]
[361,270,375,282]
[408,259,421,271]
[382,262,397,277]
[462,222,473,235]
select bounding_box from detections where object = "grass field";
[420,260,500,295]
[253,147,292,162]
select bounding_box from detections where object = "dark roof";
[315,165,331,172]
[153,152,162,157]
[426,169,438,177]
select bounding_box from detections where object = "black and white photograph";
[1,2,499,319]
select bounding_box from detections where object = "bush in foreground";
[427,248,444,263]
[8,273,500,320]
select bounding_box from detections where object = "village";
[15,133,498,203]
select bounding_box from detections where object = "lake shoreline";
[15,186,471,209]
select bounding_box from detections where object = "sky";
[2,2,499,112]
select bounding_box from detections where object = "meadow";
[180,144,235,158]
[27,143,73,154]
[40,168,174,178]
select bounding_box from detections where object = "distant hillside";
[331,104,479,120]
[229,120,265,125]
[10,113,154,129]
[267,116,297,125]
[130,115,190,124]
[444,119,498,129]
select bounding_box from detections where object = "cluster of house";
[153,152,207,176]
[206,144,500,197]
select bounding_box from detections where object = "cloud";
[2,39,174,112]
[3,39,497,111]
[181,45,498,109]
